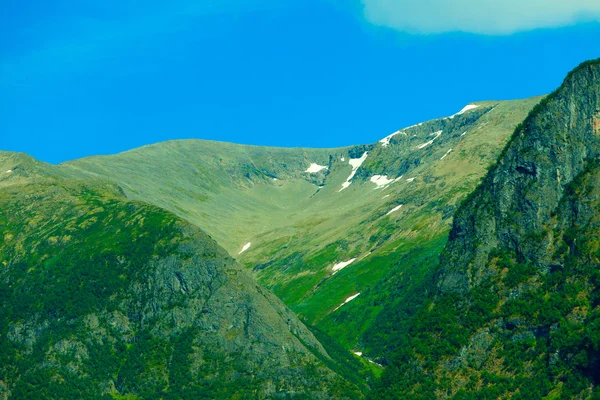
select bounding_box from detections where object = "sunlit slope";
[62,140,346,253]
[59,97,540,351]
[0,151,58,187]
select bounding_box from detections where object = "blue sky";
[2,1,600,163]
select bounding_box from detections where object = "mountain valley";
[2,59,600,398]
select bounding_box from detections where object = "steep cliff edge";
[440,59,600,294]
[373,59,600,399]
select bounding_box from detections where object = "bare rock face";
[0,180,362,399]
[440,59,600,294]
[372,59,600,399]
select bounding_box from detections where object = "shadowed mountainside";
[371,58,600,399]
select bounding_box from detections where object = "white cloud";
[361,0,600,35]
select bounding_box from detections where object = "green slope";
[56,97,539,354]
[372,59,600,399]
[0,169,366,399]
[4,57,600,399]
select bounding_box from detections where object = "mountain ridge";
[41,96,541,354]
[1,96,541,357]
[0,93,551,398]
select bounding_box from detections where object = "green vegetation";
[0,177,362,399]
[371,58,600,399]
[45,97,539,357]
[9,60,596,399]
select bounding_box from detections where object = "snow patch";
[353,351,363,357]
[306,163,328,173]
[345,293,361,302]
[461,131,467,137]
[349,153,368,169]
[449,104,479,119]
[416,130,442,149]
[370,175,402,190]
[332,258,357,274]
[380,130,406,147]
[440,149,453,160]
[341,157,345,161]
[406,178,415,183]
[381,122,427,146]
[386,204,403,216]
[370,175,393,188]
[238,242,251,254]
[334,293,361,311]
[339,152,368,191]
[5,170,12,174]
[382,194,390,199]
[379,132,397,147]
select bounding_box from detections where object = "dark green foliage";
[370,58,600,399]
[301,326,371,397]
[359,236,447,357]
[0,180,362,399]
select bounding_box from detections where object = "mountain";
[0,162,365,399]
[372,59,600,399]
[57,97,540,354]
[0,83,564,399]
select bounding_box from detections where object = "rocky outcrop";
[439,59,600,294]
[0,179,362,399]
[372,59,600,399]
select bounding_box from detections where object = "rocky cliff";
[0,176,363,399]
[373,59,600,399]
[440,59,600,294]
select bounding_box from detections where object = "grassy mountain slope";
[60,141,340,252]
[372,59,600,399]
[58,98,540,354]
[0,168,366,399]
